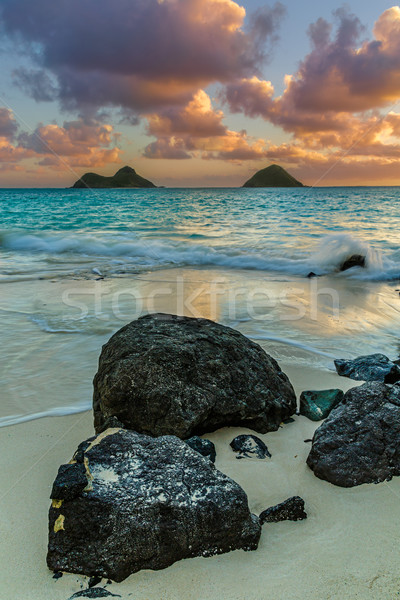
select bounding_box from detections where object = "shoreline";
[1,364,399,599]
[1,266,400,598]
[1,266,400,429]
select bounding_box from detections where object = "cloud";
[0,107,18,139]
[143,138,192,160]
[143,90,267,161]
[17,118,121,168]
[0,111,121,170]
[13,68,58,102]
[1,0,285,112]
[224,7,400,135]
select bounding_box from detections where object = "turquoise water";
[1,186,400,426]
[1,186,400,281]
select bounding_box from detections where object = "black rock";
[307,382,400,487]
[93,314,296,438]
[334,353,400,383]
[185,436,216,463]
[50,463,88,501]
[230,435,271,459]
[47,429,261,582]
[259,497,307,524]
[52,571,63,579]
[69,589,120,599]
[96,416,125,435]
[89,576,103,588]
[306,272,317,278]
[339,254,365,271]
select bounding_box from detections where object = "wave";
[1,230,399,281]
[0,401,91,428]
[29,314,116,335]
[249,334,338,359]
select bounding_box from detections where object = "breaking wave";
[0,230,399,281]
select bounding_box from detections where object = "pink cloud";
[0,112,122,171]
[143,90,267,161]
[224,7,400,134]
[2,0,285,113]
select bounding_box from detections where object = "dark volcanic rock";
[307,382,400,487]
[47,428,261,582]
[93,313,296,438]
[185,436,216,463]
[50,463,88,501]
[299,389,344,421]
[259,497,307,524]
[230,434,271,459]
[334,353,400,383]
[339,254,365,271]
[68,590,120,599]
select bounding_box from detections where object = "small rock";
[307,272,317,278]
[334,353,400,383]
[52,571,63,580]
[299,389,344,421]
[69,589,120,599]
[89,576,102,588]
[230,434,271,459]
[50,463,88,501]
[340,254,365,271]
[185,436,216,463]
[259,497,307,524]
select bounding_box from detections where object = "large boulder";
[47,428,261,582]
[93,314,296,438]
[334,353,400,383]
[307,382,400,487]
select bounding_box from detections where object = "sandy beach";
[1,342,400,599]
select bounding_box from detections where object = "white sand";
[1,269,400,599]
[1,365,399,599]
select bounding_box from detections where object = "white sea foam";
[1,230,399,281]
[0,401,91,428]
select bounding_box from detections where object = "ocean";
[1,186,400,426]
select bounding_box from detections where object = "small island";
[243,164,304,188]
[72,165,157,189]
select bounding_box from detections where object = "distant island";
[72,166,156,189]
[243,164,304,188]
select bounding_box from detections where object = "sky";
[0,0,400,187]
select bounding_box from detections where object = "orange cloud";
[144,90,267,161]
[224,8,400,131]
[18,118,121,169]
[0,111,121,173]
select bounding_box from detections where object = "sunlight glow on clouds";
[1,1,400,184]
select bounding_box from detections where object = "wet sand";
[1,269,400,599]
